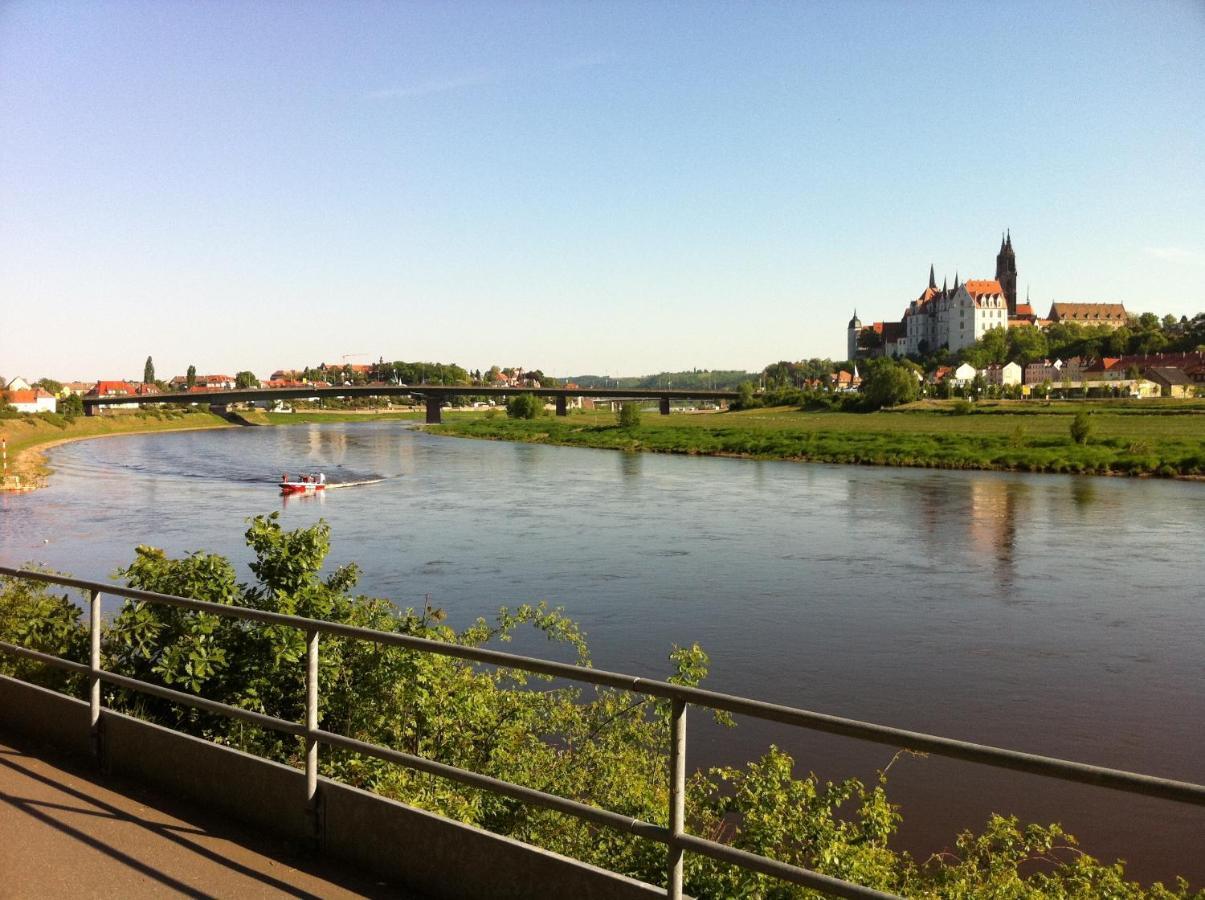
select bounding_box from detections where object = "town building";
[1144,368,1196,398]
[60,381,94,397]
[852,233,1026,360]
[846,233,1136,360]
[982,362,1023,386]
[169,374,236,390]
[87,381,160,398]
[1047,303,1129,328]
[951,363,978,386]
[3,388,56,413]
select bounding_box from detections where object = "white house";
[982,362,1022,386]
[5,376,32,391]
[951,363,978,386]
[4,388,56,413]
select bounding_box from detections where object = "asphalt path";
[0,736,421,898]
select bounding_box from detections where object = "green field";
[428,404,1205,478]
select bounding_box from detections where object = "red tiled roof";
[964,279,1004,297]
[1048,302,1128,322]
[89,381,137,396]
[4,389,53,403]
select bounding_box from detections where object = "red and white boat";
[280,475,325,495]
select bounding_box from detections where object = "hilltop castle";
[848,232,1129,361]
[848,233,1027,360]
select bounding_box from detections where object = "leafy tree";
[144,356,155,384]
[732,381,759,411]
[1070,411,1093,445]
[235,371,258,389]
[35,378,64,395]
[0,573,88,693]
[861,359,919,410]
[59,393,83,418]
[617,402,641,428]
[186,365,197,389]
[506,393,543,419]
[1007,326,1049,365]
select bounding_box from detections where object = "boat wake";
[324,478,386,490]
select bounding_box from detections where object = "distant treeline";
[570,369,755,390]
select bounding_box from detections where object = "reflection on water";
[1071,476,1096,510]
[618,449,643,484]
[1,422,1202,884]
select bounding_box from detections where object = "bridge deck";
[0,735,418,898]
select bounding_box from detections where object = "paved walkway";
[0,736,420,898]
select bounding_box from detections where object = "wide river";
[2,421,1202,884]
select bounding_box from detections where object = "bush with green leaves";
[1071,411,1093,445]
[506,393,544,419]
[861,359,919,410]
[618,402,642,428]
[0,520,1197,898]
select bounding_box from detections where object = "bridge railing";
[1,565,1202,900]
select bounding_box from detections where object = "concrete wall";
[0,675,666,899]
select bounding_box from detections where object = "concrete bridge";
[83,384,741,424]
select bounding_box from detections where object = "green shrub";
[1070,411,1093,444]
[505,394,543,419]
[617,402,642,428]
[951,400,974,416]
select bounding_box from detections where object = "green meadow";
[428,404,1205,478]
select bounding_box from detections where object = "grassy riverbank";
[427,405,1205,478]
[0,410,234,490]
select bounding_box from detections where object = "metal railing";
[1,565,1202,900]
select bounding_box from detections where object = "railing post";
[668,698,686,899]
[89,589,102,760]
[305,628,320,811]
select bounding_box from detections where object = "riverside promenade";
[0,735,416,898]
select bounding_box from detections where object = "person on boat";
[318,472,325,485]
[282,473,289,483]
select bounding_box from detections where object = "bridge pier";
[659,397,671,416]
[425,397,442,424]
[555,396,567,417]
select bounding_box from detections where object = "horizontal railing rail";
[1,565,1202,900]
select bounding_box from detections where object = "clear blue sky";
[2,0,1202,381]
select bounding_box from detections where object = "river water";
[2,422,1202,884]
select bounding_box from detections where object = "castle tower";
[995,230,1018,315]
[847,310,862,361]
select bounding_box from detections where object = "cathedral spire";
[953,271,960,290]
[996,229,1018,316]
[929,263,936,289]
[942,276,948,293]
